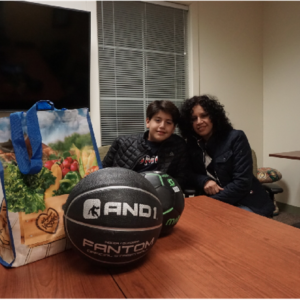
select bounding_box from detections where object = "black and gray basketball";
[140,171,185,235]
[63,167,163,266]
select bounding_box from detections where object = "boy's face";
[146,111,175,143]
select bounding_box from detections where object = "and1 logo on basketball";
[83,199,158,219]
[83,199,101,219]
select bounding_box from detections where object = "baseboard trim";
[277,202,300,215]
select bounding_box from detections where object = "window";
[97,1,188,145]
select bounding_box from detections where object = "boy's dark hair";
[146,100,180,125]
[179,95,233,139]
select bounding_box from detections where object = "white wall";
[29,1,101,146]
[189,1,264,166]
[263,2,300,206]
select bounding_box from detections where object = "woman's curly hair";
[178,95,233,139]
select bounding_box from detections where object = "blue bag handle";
[10,100,101,174]
[86,111,102,169]
[10,100,58,175]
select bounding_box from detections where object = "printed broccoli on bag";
[4,164,56,214]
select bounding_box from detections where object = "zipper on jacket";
[214,171,223,187]
[196,139,206,164]
[131,150,148,170]
[197,137,222,187]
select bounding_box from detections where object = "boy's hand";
[204,180,224,195]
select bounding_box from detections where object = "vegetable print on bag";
[0,102,101,267]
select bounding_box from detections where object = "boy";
[102,100,189,189]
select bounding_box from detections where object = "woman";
[179,95,274,217]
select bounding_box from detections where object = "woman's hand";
[204,180,224,195]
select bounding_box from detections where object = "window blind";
[97,1,188,145]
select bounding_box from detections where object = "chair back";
[251,149,258,177]
[98,145,111,161]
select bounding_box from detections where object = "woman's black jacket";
[186,129,275,217]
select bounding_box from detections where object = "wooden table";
[270,150,300,160]
[0,248,124,298]
[1,196,300,298]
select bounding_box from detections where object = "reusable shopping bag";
[0,100,101,267]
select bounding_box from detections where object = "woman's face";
[191,104,213,140]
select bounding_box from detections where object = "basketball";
[63,167,163,266]
[140,171,185,235]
